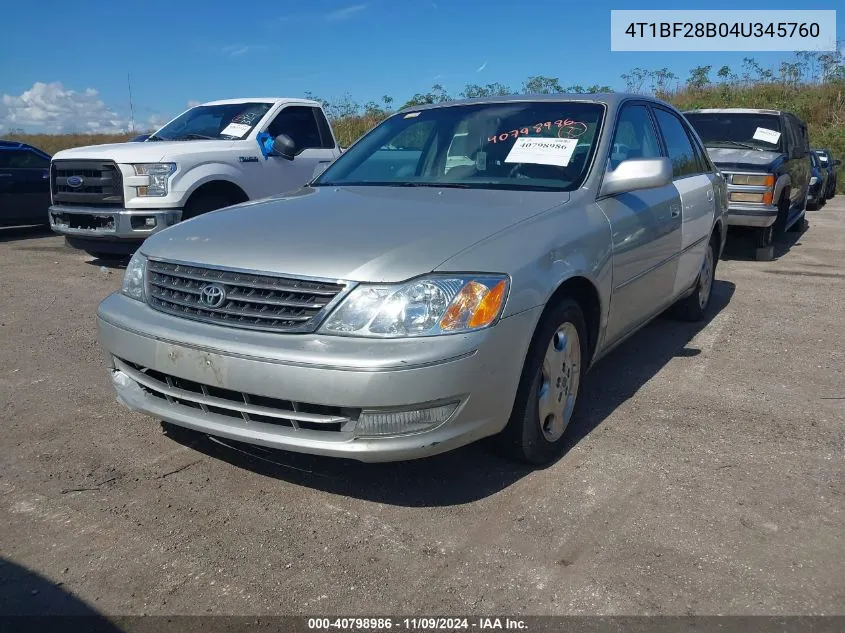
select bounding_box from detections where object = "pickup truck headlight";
[121,252,147,302]
[132,163,176,197]
[731,174,774,187]
[320,275,509,337]
[810,176,819,185]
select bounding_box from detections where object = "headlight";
[731,174,774,187]
[132,163,176,197]
[810,176,819,185]
[121,252,147,302]
[320,275,509,337]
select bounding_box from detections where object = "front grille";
[51,160,124,206]
[146,259,348,333]
[115,357,356,432]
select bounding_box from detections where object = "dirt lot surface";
[1,202,843,618]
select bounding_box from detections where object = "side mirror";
[834,159,841,167]
[600,158,673,197]
[271,134,296,160]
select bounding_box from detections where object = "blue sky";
[0,0,842,132]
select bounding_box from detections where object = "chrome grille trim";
[145,259,352,333]
[114,357,356,431]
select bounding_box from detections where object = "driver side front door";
[255,106,339,198]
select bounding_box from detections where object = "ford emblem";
[67,175,84,188]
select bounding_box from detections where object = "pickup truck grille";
[146,260,348,333]
[51,160,124,206]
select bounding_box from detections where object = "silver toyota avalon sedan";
[97,94,728,464]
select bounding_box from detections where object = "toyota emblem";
[199,283,227,309]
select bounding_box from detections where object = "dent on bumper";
[49,205,181,240]
[97,293,539,462]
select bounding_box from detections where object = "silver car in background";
[97,94,727,464]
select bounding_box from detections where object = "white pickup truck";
[48,97,342,257]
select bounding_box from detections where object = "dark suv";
[683,108,810,260]
[0,141,52,227]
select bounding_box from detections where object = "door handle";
[706,189,714,202]
[670,205,681,218]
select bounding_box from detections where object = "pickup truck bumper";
[726,203,779,228]
[49,205,182,241]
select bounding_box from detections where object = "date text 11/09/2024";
[307,617,528,630]
[624,22,821,39]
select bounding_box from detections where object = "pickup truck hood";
[141,185,569,282]
[706,147,782,171]
[52,140,238,163]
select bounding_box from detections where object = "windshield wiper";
[708,140,762,150]
[175,133,217,140]
[396,182,472,188]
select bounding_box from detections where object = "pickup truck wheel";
[496,298,587,465]
[668,236,716,322]
[182,194,235,221]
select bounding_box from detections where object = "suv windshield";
[152,103,273,141]
[684,112,784,152]
[314,101,604,191]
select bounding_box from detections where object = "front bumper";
[726,203,778,228]
[49,205,182,240]
[97,293,539,462]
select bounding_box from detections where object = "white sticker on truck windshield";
[504,137,578,167]
[220,122,252,138]
[752,127,781,144]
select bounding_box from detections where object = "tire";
[668,236,717,322]
[772,192,790,235]
[182,194,235,221]
[496,298,588,465]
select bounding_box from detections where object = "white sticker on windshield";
[752,127,781,144]
[504,137,578,167]
[818,155,829,162]
[404,112,421,118]
[220,122,252,138]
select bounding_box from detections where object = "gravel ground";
[0,201,843,617]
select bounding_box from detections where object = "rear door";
[651,106,715,298]
[0,147,51,225]
[256,105,339,197]
[598,102,682,344]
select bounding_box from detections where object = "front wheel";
[496,298,587,465]
[668,237,716,322]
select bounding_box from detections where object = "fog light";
[355,401,459,437]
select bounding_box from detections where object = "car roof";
[200,97,321,107]
[0,140,50,157]
[397,92,677,113]
[683,108,784,115]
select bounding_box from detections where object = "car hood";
[141,185,570,282]
[52,140,238,163]
[705,147,782,171]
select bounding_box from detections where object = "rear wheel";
[496,298,587,465]
[669,236,716,322]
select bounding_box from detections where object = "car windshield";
[151,103,273,141]
[684,112,784,152]
[313,101,605,191]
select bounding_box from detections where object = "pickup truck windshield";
[151,103,273,141]
[685,112,784,152]
[313,101,604,191]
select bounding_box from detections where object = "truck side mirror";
[271,134,296,161]
[834,159,842,167]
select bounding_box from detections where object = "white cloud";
[187,100,201,108]
[326,4,367,20]
[221,44,270,58]
[0,81,132,133]
[476,61,488,73]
